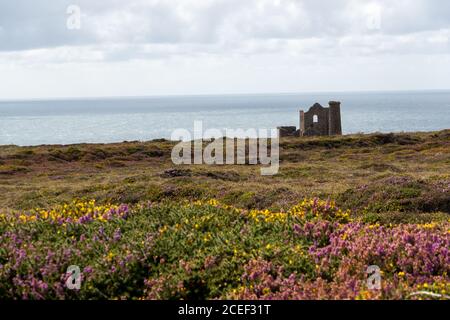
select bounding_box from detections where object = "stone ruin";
[278,101,342,137]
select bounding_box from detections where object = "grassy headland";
[1,130,449,223]
[0,130,449,299]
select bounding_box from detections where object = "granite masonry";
[278,101,342,137]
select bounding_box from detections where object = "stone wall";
[278,126,299,137]
[299,101,342,137]
[278,101,342,138]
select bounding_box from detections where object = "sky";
[0,0,449,100]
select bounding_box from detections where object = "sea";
[0,91,449,146]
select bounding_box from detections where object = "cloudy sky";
[0,0,449,99]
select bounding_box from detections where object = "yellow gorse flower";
[2,199,126,224]
[188,198,351,224]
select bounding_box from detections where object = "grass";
[0,130,449,300]
[0,130,448,223]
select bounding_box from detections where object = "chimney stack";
[328,101,342,135]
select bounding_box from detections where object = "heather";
[0,130,449,300]
[0,199,448,299]
[0,131,449,224]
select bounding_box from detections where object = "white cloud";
[0,0,449,99]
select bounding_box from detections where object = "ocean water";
[0,91,449,146]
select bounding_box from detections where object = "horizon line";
[1,88,450,103]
